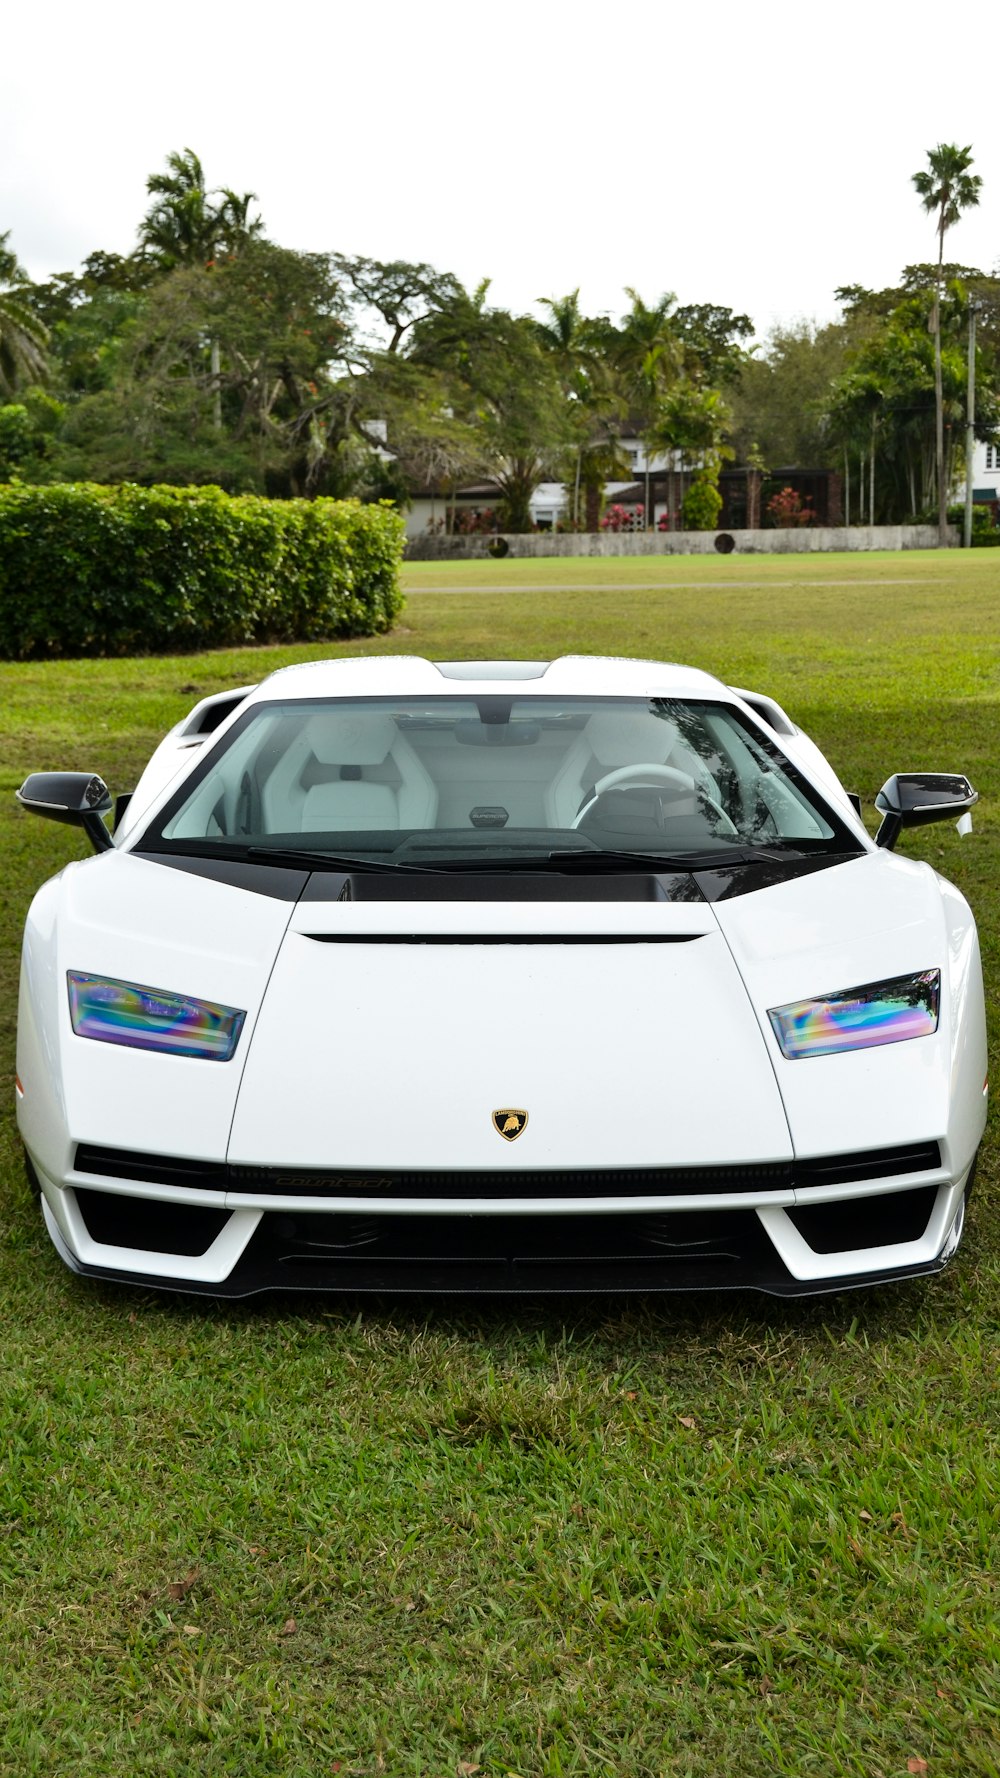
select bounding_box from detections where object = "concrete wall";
[405,524,955,561]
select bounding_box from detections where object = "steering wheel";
[571,762,736,832]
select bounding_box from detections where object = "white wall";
[955,438,1000,503]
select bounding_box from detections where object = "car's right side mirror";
[874,772,978,850]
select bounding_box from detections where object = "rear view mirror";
[16,772,115,853]
[874,772,978,850]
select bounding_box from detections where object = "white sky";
[3,0,997,342]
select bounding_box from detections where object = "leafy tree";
[646,382,732,528]
[55,244,357,495]
[728,321,851,468]
[673,303,754,386]
[0,233,48,396]
[912,144,982,541]
[365,357,482,529]
[822,279,998,523]
[466,313,572,531]
[0,389,64,480]
[138,148,265,432]
[331,256,463,355]
[410,287,571,530]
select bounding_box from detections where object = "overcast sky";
[4,0,997,341]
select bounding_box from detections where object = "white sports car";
[15,655,986,1297]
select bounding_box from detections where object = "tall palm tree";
[912,144,981,543]
[536,291,624,528]
[138,149,262,268]
[613,290,682,527]
[0,232,48,397]
[138,150,263,429]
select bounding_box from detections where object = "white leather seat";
[300,780,400,831]
[261,711,438,834]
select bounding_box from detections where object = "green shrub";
[946,503,995,533]
[681,473,723,532]
[0,482,405,658]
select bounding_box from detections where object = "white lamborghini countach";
[15,655,986,1297]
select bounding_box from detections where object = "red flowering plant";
[455,507,499,535]
[766,486,816,528]
[600,503,644,532]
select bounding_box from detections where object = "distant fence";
[405,524,955,561]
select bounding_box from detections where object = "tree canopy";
[2,142,995,530]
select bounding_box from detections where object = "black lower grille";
[75,1188,229,1256]
[265,1208,758,1267]
[74,1141,942,1200]
[788,1185,939,1253]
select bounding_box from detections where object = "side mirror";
[874,772,978,850]
[16,772,115,853]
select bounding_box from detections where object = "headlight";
[67,971,246,1061]
[768,969,940,1060]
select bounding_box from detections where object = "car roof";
[243,655,734,704]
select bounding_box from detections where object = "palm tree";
[536,291,625,528]
[138,150,263,429]
[138,149,263,268]
[215,189,266,258]
[613,290,682,527]
[138,149,216,267]
[912,144,982,544]
[0,232,48,397]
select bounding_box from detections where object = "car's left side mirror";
[16,772,115,853]
[874,772,978,850]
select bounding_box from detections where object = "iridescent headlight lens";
[67,971,245,1061]
[768,969,940,1060]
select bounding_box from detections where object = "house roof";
[409,481,502,500]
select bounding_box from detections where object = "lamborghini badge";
[492,1109,528,1141]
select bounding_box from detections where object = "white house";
[399,436,685,539]
[955,436,1000,508]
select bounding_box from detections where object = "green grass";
[1,549,999,1777]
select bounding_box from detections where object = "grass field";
[1,549,999,1777]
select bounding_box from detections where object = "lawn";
[1,549,998,1778]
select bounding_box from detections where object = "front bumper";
[31,1142,973,1299]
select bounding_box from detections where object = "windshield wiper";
[245,845,443,874]
[545,844,803,872]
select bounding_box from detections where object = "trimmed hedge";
[0,482,406,658]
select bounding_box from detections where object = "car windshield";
[140,695,853,867]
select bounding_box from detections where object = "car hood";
[227,894,794,1172]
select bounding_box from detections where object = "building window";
[987,443,997,471]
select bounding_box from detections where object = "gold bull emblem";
[492,1108,528,1141]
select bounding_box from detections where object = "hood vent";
[303,932,702,946]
